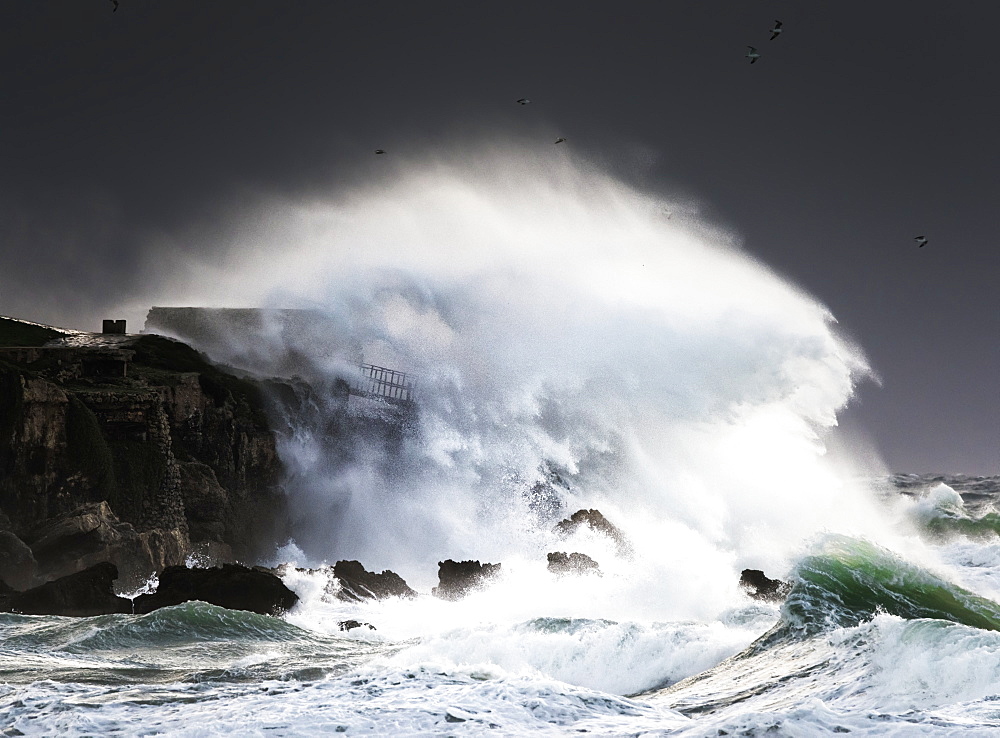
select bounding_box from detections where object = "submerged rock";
[554,509,633,558]
[332,560,417,602]
[2,561,132,617]
[432,559,501,600]
[338,619,376,631]
[739,568,791,601]
[132,563,299,616]
[547,551,601,576]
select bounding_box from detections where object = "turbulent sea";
[6,157,999,735]
[6,476,1000,736]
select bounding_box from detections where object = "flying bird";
[109,0,118,11]
[770,20,782,40]
[746,46,760,64]
[554,137,567,144]
[915,235,928,248]
[516,98,530,105]
[374,149,386,155]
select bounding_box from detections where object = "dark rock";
[739,569,791,601]
[176,461,229,542]
[3,561,132,616]
[0,530,37,590]
[0,324,287,587]
[554,509,633,558]
[132,563,299,616]
[186,540,236,567]
[338,619,376,631]
[432,559,501,600]
[547,551,601,576]
[0,577,15,612]
[332,560,416,602]
[23,501,187,589]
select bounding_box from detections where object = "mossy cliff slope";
[0,317,285,589]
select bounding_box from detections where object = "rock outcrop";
[332,559,417,602]
[0,577,15,611]
[0,317,287,588]
[739,568,791,601]
[432,559,501,600]
[132,563,299,615]
[2,561,132,617]
[547,551,601,576]
[21,501,188,587]
[0,526,37,591]
[554,509,633,558]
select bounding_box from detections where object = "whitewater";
[4,152,1000,736]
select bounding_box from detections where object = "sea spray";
[7,153,998,734]
[138,149,899,620]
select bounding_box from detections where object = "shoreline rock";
[1,561,299,618]
[739,568,791,601]
[555,509,633,558]
[547,551,601,576]
[133,563,299,616]
[23,501,187,590]
[432,559,501,600]
[0,317,288,588]
[332,559,417,602]
[2,561,132,617]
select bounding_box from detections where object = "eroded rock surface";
[547,551,601,576]
[23,501,187,588]
[554,509,633,558]
[332,560,416,602]
[0,529,36,591]
[0,320,287,587]
[432,559,501,600]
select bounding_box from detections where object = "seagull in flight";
[746,46,760,64]
[109,0,119,11]
[516,98,530,105]
[374,149,386,155]
[554,137,567,144]
[915,235,928,248]
[770,20,782,41]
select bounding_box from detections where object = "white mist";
[139,147,899,625]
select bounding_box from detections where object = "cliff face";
[0,320,286,589]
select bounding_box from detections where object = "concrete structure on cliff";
[145,307,418,408]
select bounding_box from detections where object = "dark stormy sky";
[2,1,997,474]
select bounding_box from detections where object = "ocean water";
[6,482,1000,737]
[6,155,1000,735]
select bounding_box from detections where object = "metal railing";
[353,364,417,403]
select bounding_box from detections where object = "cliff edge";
[0,316,286,589]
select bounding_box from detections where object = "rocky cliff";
[0,317,287,589]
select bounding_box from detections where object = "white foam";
[135,150,905,621]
